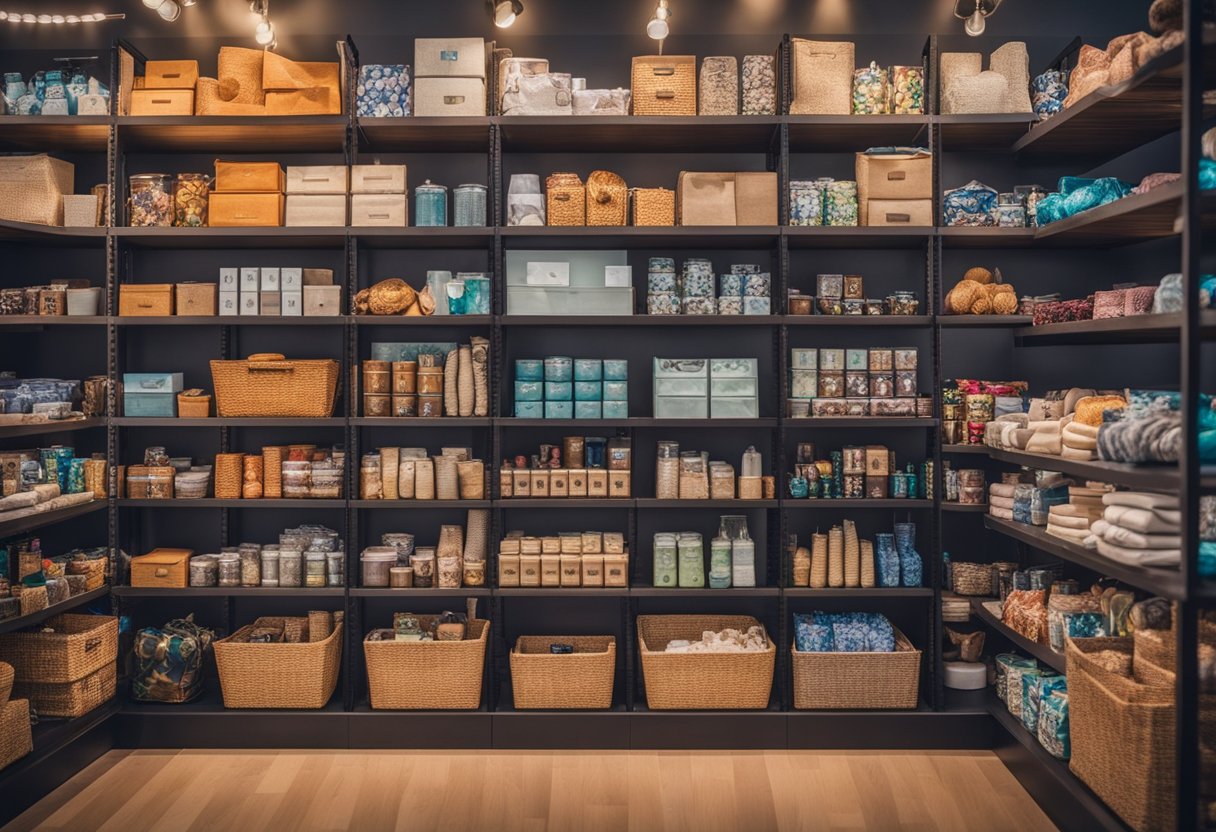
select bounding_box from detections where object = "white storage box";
[285,194,347,227]
[415,38,486,78]
[350,194,407,227]
[414,77,486,117]
[351,164,407,194]
[286,165,349,195]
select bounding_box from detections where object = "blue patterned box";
[544,400,573,419]
[573,359,602,381]
[514,380,542,402]
[574,381,602,401]
[514,401,543,418]
[357,64,411,118]
[718,274,743,296]
[575,401,602,419]
[544,382,572,401]
[602,380,628,401]
[602,360,628,380]
[742,297,771,315]
[602,400,629,418]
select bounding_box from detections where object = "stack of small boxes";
[130,60,198,116]
[285,165,348,228]
[815,273,865,315]
[652,358,759,419]
[122,371,184,417]
[220,267,339,317]
[356,64,412,118]
[413,38,487,117]
[789,347,925,418]
[351,164,408,227]
[646,258,771,316]
[497,531,629,589]
[514,358,628,420]
[210,161,284,228]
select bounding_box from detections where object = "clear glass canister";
[453,183,487,227]
[217,553,241,588]
[128,174,174,227]
[655,441,680,499]
[653,532,678,587]
[709,534,732,589]
[189,555,218,587]
[305,551,327,587]
[279,548,303,587]
[260,547,280,587]
[239,544,261,587]
[415,181,448,227]
[173,173,211,227]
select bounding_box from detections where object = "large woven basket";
[214,618,342,709]
[0,661,12,705]
[0,154,75,227]
[0,614,118,684]
[0,699,31,772]
[13,661,115,718]
[1067,636,1178,831]
[546,173,585,226]
[790,39,854,115]
[510,635,616,710]
[951,562,994,596]
[364,618,489,710]
[636,615,775,710]
[631,55,696,116]
[791,627,921,710]
[210,353,339,418]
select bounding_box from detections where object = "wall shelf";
[0,417,105,438]
[0,115,110,152]
[117,115,348,153]
[0,500,104,538]
[970,598,1067,674]
[0,586,111,635]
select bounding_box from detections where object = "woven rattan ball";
[368,279,416,315]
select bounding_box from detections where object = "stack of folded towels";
[988,481,1016,521]
[1045,481,1112,544]
[1085,491,1180,568]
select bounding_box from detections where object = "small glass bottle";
[677,533,705,589]
[741,446,762,478]
[453,183,487,227]
[414,180,448,227]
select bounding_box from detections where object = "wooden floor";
[5,749,1056,832]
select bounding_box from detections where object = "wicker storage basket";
[214,617,342,709]
[217,46,267,105]
[790,39,854,115]
[210,353,339,417]
[636,615,775,710]
[364,618,489,710]
[0,154,75,226]
[586,171,627,227]
[0,699,31,772]
[13,661,115,718]
[951,561,994,596]
[631,56,696,116]
[510,635,616,710]
[213,452,244,499]
[791,627,921,710]
[631,188,675,226]
[0,614,118,684]
[0,661,12,704]
[1067,636,1182,832]
[176,391,211,418]
[546,173,586,226]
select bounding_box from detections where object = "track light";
[142,0,182,22]
[955,0,1002,37]
[486,0,522,28]
[0,8,124,22]
[249,0,276,50]
[647,0,670,42]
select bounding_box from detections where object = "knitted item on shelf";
[843,520,860,588]
[827,525,844,588]
[875,532,899,588]
[1097,412,1181,464]
[894,522,922,588]
[810,532,828,589]
[444,348,460,417]
[859,539,875,588]
[457,345,474,417]
[471,337,490,417]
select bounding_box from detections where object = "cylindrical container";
[128,173,173,226]
[279,549,303,587]
[362,360,391,394]
[454,183,487,227]
[677,533,705,588]
[415,181,448,227]
[173,173,210,227]
[418,394,443,417]
[327,551,343,587]
[364,395,391,417]
[392,361,418,394]
[189,555,218,587]
[417,368,444,394]
[389,566,413,588]
[732,534,756,588]
[382,532,415,563]
[585,437,607,469]
[463,561,485,587]
[260,547,280,586]
[305,551,327,588]
[217,553,241,588]
[361,546,398,587]
[653,533,678,587]
[239,544,261,587]
[411,548,436,588]
[392,395,417,417]
[824,180,859,227]
[709,534,732,589]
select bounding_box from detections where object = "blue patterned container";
[789,180,825,227]
[602,360,628,380]
[414,181,448,227]
[824,181,858,227]
[357,64,411,118]
[942,180,998,227]
[515,359,543,381]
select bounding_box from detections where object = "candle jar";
[414,181,448,227]
[677,533,705,588]
[327,551,343,586]
[709,534,732,589]
[173,173,211,227]
[454,183,487,227]
[239,544,261,587]
[411,548,436,588]
[305,551,327,587]
[128,174,174,227]
[260,547,280,586]
[189,555,218,587]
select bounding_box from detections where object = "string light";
[0,9,124,22]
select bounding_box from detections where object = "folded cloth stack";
[985,413,1030,450]
[0,483,91,524]
[988,482,1016,521]
[1045,483,1111,543]
[1061,395,1127,460]
[1024,419,1062,455]
[1085,491,1181,568]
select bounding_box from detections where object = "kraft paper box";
[351,164,407,194]
[678,172,736,226]
[209,193,284,227]
[214,161,284,194]
[415,37,487,78]
[350,194,407,227]
[414,77,486,117]
[286,165,349,195]
[285,194,346,227]
[864,199,933,227]
[856,151,932,224]
[129,89,193,116]
[145,60,199,90]
[734,172,778,226]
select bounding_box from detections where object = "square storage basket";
[0,614,118,684]
[213,617,342,709]
[636,615,774,710]
[510,635,616,710]
[791,626,921,710]
[364,617,488,710]
[210,353,339,417]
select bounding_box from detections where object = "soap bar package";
[357,64,411,118]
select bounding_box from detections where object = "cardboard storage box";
[677,171,777,227]
[303,285,343,316]
[415,37,487,78]
[209,193,285,227]
[735,172,779,226]
[351,164,407,194]
[856,151,932,225]
[214,161,285,194]
[119,283,173,316]
[175,282,217,316]
[129,89,194,116]
[414,77,486,117]
[144,60,199,90]
[286,165,349,195]
[130,548,192,588]
[351,194,407,227]
[864,199,933,227]
[286,194,347,227]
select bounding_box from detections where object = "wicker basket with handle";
[791,627,921,710]
[0,614,118,684]
[546,173,585,226]
[210,353,339,417]
[213,617,342,709]
[790,39,854,115]
[510,635,616,709]
[364,617,489,710]
[176,389,211,418]
[13,661,115,718]
[586,171,627,227]
[631,55,696,116]
[636,615,774,710]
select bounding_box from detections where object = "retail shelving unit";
[0,18,1209,830]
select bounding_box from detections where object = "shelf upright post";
[928,33,944,710]
[344,85,360,712]
[775,33,793,715]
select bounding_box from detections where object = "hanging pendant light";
[647,0,670,41]
[486,0,523,28]
[954,0,1002,37]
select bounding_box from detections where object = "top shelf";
[0,116,111,153]
[500,116,782,154]
[117,116,349,153]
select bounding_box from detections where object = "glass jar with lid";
[653,532,678,587]
[128,174,174,227]
[453,183,487,227]
[173,173,211,227]
[217,553,241,588]
[677,533,705,588]
[415,181,448,227]
[305,551,327,587]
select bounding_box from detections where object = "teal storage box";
[574,381,602,401]
[544,382,573,401]
[603,359,628,380]
[515,359,544,381]
[603,381,628,401]
[515,381,543,402]
[575,401,602,419]
[545,400,573,419]
[543,357,573,382]
[123,372,184,393]
[514,401,544,418]
[124,392,177,417]
[574,359,603,381]
[602,400,629,418]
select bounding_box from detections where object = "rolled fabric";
[1060,445,1097,460]
[990,494,1016,510]
[989,505,1015,521]
[989,483,1017,499]
[0,491,39,512]
[1027,419,1063,434]
[1010,428,1034,449]
[1064,421,1100,439]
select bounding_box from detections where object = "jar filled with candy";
[173,173,211,227]
[129,174,174,227]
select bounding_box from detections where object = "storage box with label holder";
[865,199,933,228]
[351,164,407,194]
[413,77,487,117]
[175,283,216,316]
[214,161,285,194]
[351,194,407,227]
[130,89,194,116]
[415,37,487,78]
[856,151,932,225]
[119,284,173,316]
[210,193,285,227]
[286,194,346,227]
[145,60,199,90]
[286,165,349,195]
[631,56,696,116]
[131,548,193,588]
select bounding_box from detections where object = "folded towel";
[989,494,1016,510]
[1096,538,1180,568]
[1047,511,1091,530]
[1026,432,1063,455]
[1103,491,1178,510]
[989,505,1015,521]
[1046,523,1092,543]
[1027,420,1063,434]
[1060,445,1097,460]
[1010,428,1033,449]
[1092,519,1182,549]
[989,483,1017,499]
[1065,421,1101,439]
[995,412,1030,427]
[1103,504,1181,533]
[1062,425,1099,450]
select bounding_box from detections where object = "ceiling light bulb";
[21,13,34,21]
[156,0,179,21]
[964,9,985,35]
[142,0,162,7]
[255,23,274,44]
[180,0,196,5]
[255,19,270,33]
[491,0,521,27]
[52,14,64,22]
[647,1,670,40]
[66,14,78,21]
[81,12,97,20]
[35,13,49,21]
